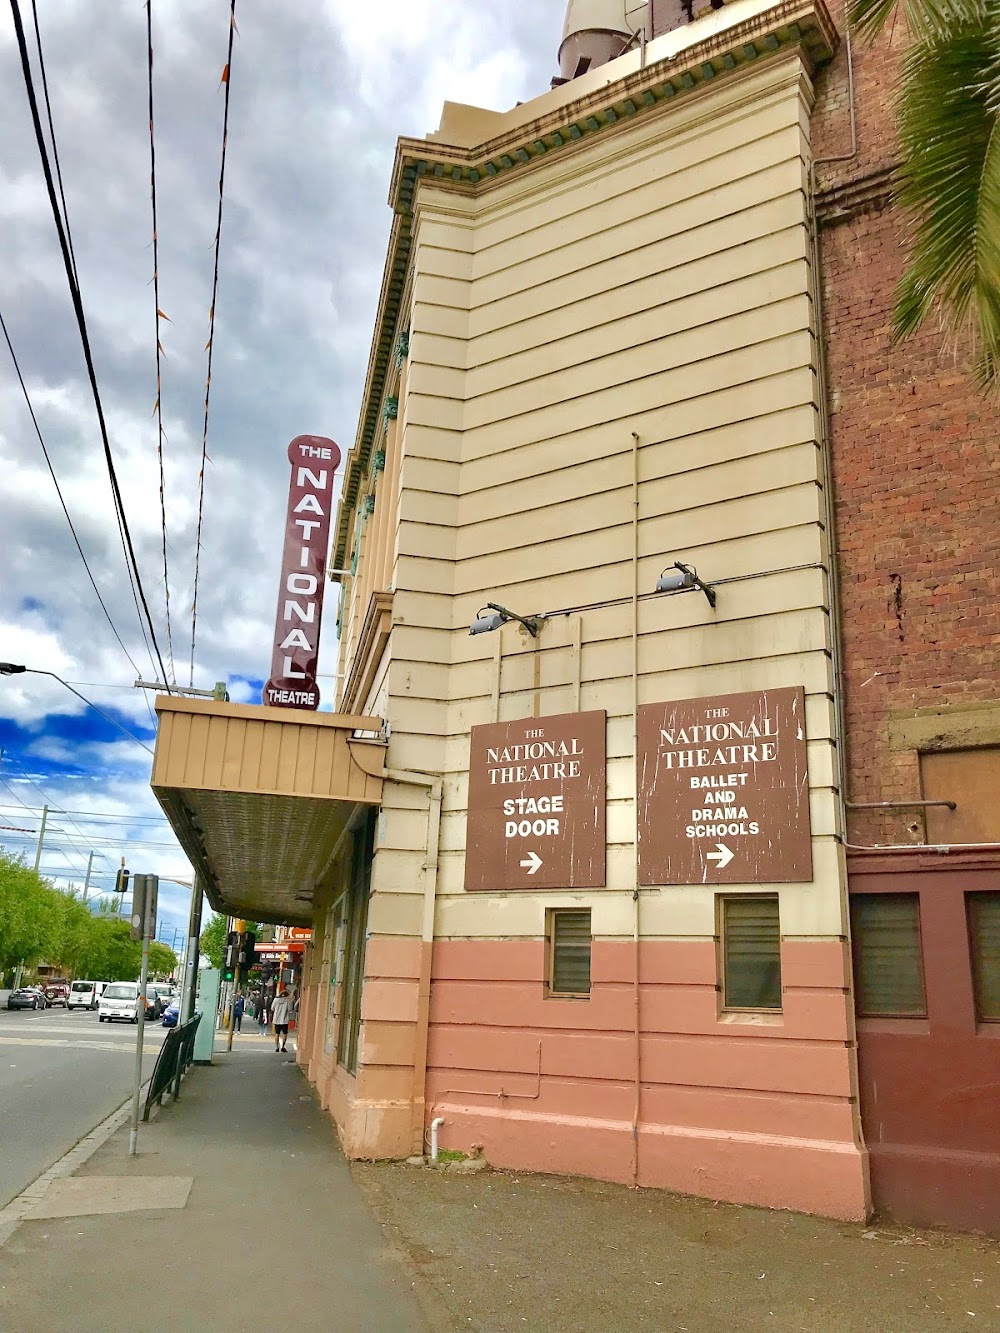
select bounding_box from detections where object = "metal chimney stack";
[557,0,648,82]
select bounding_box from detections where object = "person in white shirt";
[271,987,292,1052]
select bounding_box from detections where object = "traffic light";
[130,874,158,942]
[223,930,239,982]
[239,931,256,969]
[115,866,130,895]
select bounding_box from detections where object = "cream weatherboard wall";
[311,36,867,1219]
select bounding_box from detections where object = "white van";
[68,980,100,1011]
[98,981,141,1024]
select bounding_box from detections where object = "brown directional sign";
[465,710,606,892]
[637,687,812,885]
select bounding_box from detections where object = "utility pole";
[83,850,94,903]
[32,804,48,872]
[128,873,158,1156]
[11,804,50,987]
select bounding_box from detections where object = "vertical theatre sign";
[263,435,342,710]
[637,687,812,885]
[465,710,606,892]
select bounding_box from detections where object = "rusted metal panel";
[636,686,812,885]
[465,710,606,892]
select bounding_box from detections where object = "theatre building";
[152,0,1000,1233]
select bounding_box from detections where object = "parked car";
[161,1000,180,1028]
[67,980,100,1011]
[43,980,70,1007]
[7,986,48,1010]
[146,984,174,1019]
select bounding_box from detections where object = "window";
[322,899,342,1055]
[547,909,591,997]
[721,896,781,1010]
[850,893,927,1017]
[968,892,1000,1022]
[337,811,375,1074]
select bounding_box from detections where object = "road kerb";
[0,1077,152,1249]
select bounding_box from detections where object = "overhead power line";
[0,802,170,823]
[0,765,94,870]
[190,0,238,687]
[8,0,172,693]
[0,307,151,703]
[146,0,176,685]
[29,0,78,290]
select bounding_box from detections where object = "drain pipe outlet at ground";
[430,1116,445,1162]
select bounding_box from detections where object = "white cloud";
[0,0,563,924]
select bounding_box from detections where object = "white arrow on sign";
[705,843,734,870]
[519,850,543,875]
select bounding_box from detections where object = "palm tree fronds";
[892,22,1000,385]
[849,0,985,47]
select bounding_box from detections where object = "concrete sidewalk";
[0,1037,431,1333]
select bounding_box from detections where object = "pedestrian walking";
[271,986,292,1053]
[233,993,245,1034]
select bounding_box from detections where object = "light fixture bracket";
[469,602,544,637]
[655,562,717,608]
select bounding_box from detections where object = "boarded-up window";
[968,892,1000,1022]
[850,893,927,1017]
[547,909,591,996]
[721,896,781,1010]
[921,747,1000,844]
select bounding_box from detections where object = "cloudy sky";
[0,0,564,936]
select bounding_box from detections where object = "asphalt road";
[0,1002,167,1209]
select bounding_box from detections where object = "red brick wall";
[811,5,1000,847]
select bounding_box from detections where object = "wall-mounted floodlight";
[655,562,717,609]
[469,602,543,637]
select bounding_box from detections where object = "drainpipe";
[630,431,642,1188]
[430,1115,445,1161]
[383,766,443,1157]
[807,23,858,847]
[806,25,870,1201]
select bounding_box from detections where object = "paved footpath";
[0,1035,430,1333]
[356,1161,1000,1332]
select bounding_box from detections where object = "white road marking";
[0,1036,161,1054]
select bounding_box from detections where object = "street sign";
[464,709,606,892]
[636,687,812,885]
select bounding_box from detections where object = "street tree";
[0,851,62,975]
[850,0,1000,384]
[200,912,260,970]
[199,912,226,969]
[148,941,178,978]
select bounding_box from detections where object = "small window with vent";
[967,892,1000,1022]
[850,893,927,1018]
[547,909,591,997]
[721,895,782,1010]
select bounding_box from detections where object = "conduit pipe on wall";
[805,22,873,1204]
[807,22,858,848]
[630,430,642,1188]
[382,766,443,1157]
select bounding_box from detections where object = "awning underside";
[150,696,385,926]
[157,788,363,926]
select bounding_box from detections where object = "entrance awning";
[151,696,386,926]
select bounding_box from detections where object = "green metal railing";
[143,1012,202,1121]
